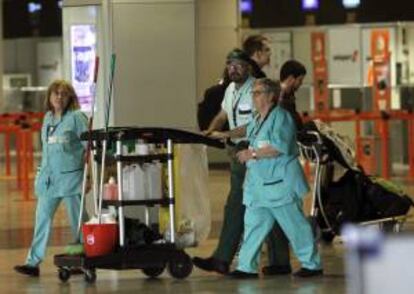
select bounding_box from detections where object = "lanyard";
[46,117,62,141]
[247,105,275,143]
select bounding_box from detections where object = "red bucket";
[82,223,118,257]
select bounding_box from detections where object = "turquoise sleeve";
[269,109,297,155]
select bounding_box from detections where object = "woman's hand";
[237,149,254,163]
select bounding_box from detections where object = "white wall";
[3,37,62,86]
[111,0,197,128]
[196,0,239,99]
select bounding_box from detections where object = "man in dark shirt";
[278,60,307,130]
[197,69,230,131]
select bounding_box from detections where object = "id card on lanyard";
[248,106,275,147]
[46,121,61,144]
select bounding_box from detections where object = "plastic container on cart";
[122,163,162,200]
[103,177,118,200]
[123,164,147,200]
[135,142,149,155]
[146,162,163,199]
[82,223,118,257]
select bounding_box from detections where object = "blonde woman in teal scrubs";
[15,80,88,277]
[222,78,322,279]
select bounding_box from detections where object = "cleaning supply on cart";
[175,219,196,248]
[82,215,118,257]
[124,218,163,247]
[103,177,118,200]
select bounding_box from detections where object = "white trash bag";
[172,144,211,248]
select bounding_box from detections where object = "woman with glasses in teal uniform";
[15,80,88,277]
[225,78,322,278]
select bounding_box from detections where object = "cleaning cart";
[54,127,223,283]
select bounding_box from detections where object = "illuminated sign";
[302,0,319,11]
[70,24,97,113]
[343,0,360,9]
[240,0,253,14]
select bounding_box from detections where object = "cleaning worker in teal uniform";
[225,78,323,278]
[15,80,88,277]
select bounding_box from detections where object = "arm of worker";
[237,109,297,163]
[209,124,247,140]
[202,110,228,136]
[237,145,279,163]
[268,109,297,156]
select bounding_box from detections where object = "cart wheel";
[321,231,336,244]
[142,265,165,278]
[168,253,193,279]
[84,269,97,284]
[58,268,71,282]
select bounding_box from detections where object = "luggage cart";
[298,131,410,243]
[54,127,224,283]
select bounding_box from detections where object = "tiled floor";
[1,168,413,293]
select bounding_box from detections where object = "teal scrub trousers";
[237,201,322,273]
[212,150,291,267]
[26,195,82,267]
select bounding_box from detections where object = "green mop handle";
[98,54,117,224]
[105,54,117,132]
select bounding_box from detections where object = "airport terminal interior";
[1,0,414,293]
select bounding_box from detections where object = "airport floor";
[1,168,414,293]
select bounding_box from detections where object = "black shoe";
[262,265,292,276]
[293,268,323,278]
[14,265,39,277]
[192,257,229,274]
[228,270,258,279]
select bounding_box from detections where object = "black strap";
[232,93,242,127]
[248,105,275,141]
[231,80,253,127]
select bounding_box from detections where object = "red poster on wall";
[371,29,391,112]
[311,32,329,113]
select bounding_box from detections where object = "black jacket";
[279,92,304,131]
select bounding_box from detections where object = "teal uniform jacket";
[243,106,309,208]
[35,110,88,198]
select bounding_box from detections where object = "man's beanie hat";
[226,48,251,64]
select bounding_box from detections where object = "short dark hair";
[242,35,268,57]
[280,60,307,81]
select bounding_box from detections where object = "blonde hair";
[45,80,80,113]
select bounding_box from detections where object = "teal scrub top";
[34,110,88,198]
[243,106,310,208]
